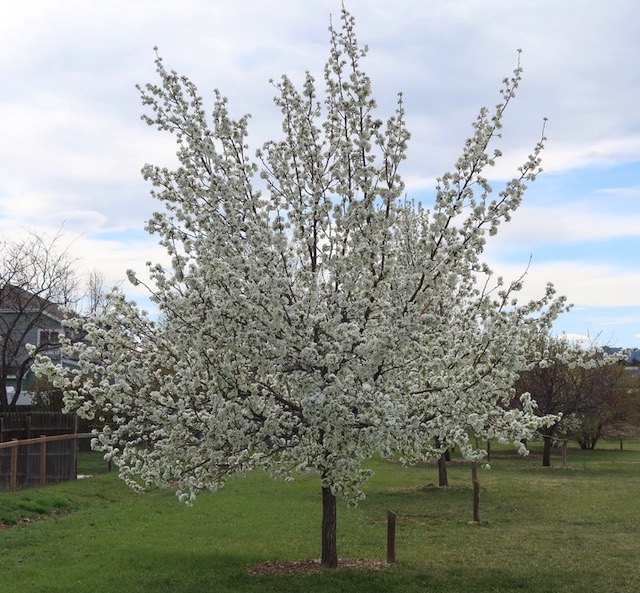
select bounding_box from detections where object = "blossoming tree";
[35,9,565,567]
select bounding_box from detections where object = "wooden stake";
[40,436,47,486]
[10,439,18,492]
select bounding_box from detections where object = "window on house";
[38,329,61,347]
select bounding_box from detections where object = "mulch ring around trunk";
[247,558,389,575]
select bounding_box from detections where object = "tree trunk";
[542,435,552,467]
[321,486,338,568]
[438,451,448,487]
[0,379,9,411]
[471,462,480,523]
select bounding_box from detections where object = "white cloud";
[543,137,640,174]
[557,333,594,344]
[489,203,640,246]
[485,259,640,309]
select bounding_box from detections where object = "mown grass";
[1,440,639,593]
[0,452,122,525]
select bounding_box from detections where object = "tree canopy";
[35,9,567,567]
[515,332,628,459]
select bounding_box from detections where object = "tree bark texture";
[438,451,448,487]
[471,462,480,523]
[542,435,552,467]
[321,486,338,568]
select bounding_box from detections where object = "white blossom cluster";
[34,9,566,506]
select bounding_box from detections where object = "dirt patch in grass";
[247,558,388,575]
[0,508,70,530]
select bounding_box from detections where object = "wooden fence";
[0,411,87,491]
[0,433,94,492]
[0,411,78,442]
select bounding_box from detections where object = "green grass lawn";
[1,440,639,593]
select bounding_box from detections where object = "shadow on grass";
[119,547,405,593]
[124,549,616,593]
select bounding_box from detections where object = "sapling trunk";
[471,462,480,523]
[542,435,552,467]
[321,486,338,568]
[438,450,449,487]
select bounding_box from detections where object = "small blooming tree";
[35,9,565,567]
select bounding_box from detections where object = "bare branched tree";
[0,230,79,410]
[83,268,111,316]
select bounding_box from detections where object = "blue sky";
[1,0,639,346]
[482,161,640,347]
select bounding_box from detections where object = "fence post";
[40,435,47,486]
[10,439,19,492]
[387,510,397,564]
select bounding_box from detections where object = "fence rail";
[0,432,95,492]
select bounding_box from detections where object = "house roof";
[0,284,66,322]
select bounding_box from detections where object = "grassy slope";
[1,442,639,593]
